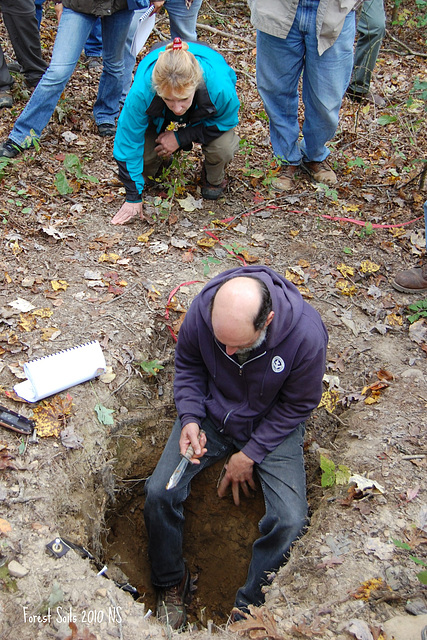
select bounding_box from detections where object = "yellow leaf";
[387,313,403,326]
[318,389,339,412]
[0,518,12,535]
[197,237,217,248]
[32,308,54,318]
[98,253,120,263]
[290,229,300,237]
[33,395,73,438]
[18,314,37,332]
[137,228,154,243]
[343,204,360,212]
[365,396,379,404]
[298,259,310,268]
[298,286,313,299]
[51,280,68,291]
[337,263,354,277]
[360,260,380,274]
[335,279,357,295]
[239,250,259,264]
[11,240,22,255]
[5,272,12,284]
[285,269,304,285]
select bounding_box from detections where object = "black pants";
[0,0,47,91]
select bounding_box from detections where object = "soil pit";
[102,410,335,626]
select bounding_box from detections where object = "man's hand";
[179,423,207,464]
[55,2,63,20]
[217,450,256,506]
[151,0,166,13]
[154,131,179,158]
[111,201,145,225]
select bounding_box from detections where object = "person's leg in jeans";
[348,0,386,98]
[234,423,308,610]
[165,0,202,41]
[34,0,44,29]
[94,9,133,126]
[300,6,355,163]
[84,18,103,63]
[7,8,96,148]
[256,29,305,165]
[144,416,234,588]
[1,0,47,88]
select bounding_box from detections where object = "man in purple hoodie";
[144,265,328,629]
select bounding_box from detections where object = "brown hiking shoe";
[272,164,298,191]
[391,264,427,293]
[302,160,337,185]
[156,568,191,630]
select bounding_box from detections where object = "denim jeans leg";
[144,416,234,588]
[165,0,202,42]
[256,29,305,165]
[300,10,355,162]
[84,18,103,58]
[9,8,95,147]
[349,0,386,95]
[94,10,133,126]
[234,423,308,610]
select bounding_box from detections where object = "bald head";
[211,276,274,356]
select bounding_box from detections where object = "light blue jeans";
[9,7,133,148]
[256,0,355,164]
[121,0,203,103]
[144,416,308,610]
[349,0,386,95]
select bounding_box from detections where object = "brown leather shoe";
[272,164,298,191]
[391,263,427,293]
[156,568,191,630]
[302,159,337,185]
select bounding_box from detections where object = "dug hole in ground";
[0,0,426,638]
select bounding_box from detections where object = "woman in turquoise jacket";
[112,38,240,224]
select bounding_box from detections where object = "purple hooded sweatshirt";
[174,266,328,464]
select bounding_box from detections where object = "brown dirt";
[0,2,426,640]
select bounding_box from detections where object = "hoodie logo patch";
[272,356,285,373]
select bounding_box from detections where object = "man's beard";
[236,326,267,355]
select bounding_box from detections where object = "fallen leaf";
[177,194,203,212]
[360,260,380,274]
[0,517,12,534]
[51,280,69,291]
[8,298,35,312]
[229,605,282,640]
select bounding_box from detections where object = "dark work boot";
[392,263,427,293]
[155,568,191,630]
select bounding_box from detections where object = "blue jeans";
[84,19,103,58]
[9,7,133,148]
[349,0,386,95]
[121,0,203,104]
[144,417,308,609]
[256,0,355,164]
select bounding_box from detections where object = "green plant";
[320,454,351,488]
[201,256,221,276]
[317,183,338,202]
[347,157,368,170]
[406,299,427,323]
[148,152,191,220]
[55,153,99,195]
[94,403,114,426]
[136,359,164,376]
[392,539,427,584]
[357,221,374,238]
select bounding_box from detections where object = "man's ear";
[265,311,275,327]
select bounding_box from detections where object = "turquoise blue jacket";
[114,43,240,201]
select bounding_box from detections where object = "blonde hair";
[152,40,203,98]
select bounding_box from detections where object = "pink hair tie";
[172,38,182,50]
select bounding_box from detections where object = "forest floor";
[0,2,426,640]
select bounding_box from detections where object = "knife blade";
[166,443,194,490]
[0,404,35,435]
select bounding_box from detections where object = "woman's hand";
[111,201,145,225]
[154,131,179,158]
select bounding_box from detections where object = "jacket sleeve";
[242,327,328,464]
[173,302,209,428]
[113,82,154,201]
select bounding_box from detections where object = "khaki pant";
[143,123,239,186]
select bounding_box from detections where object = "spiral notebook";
[14,341,107,403]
